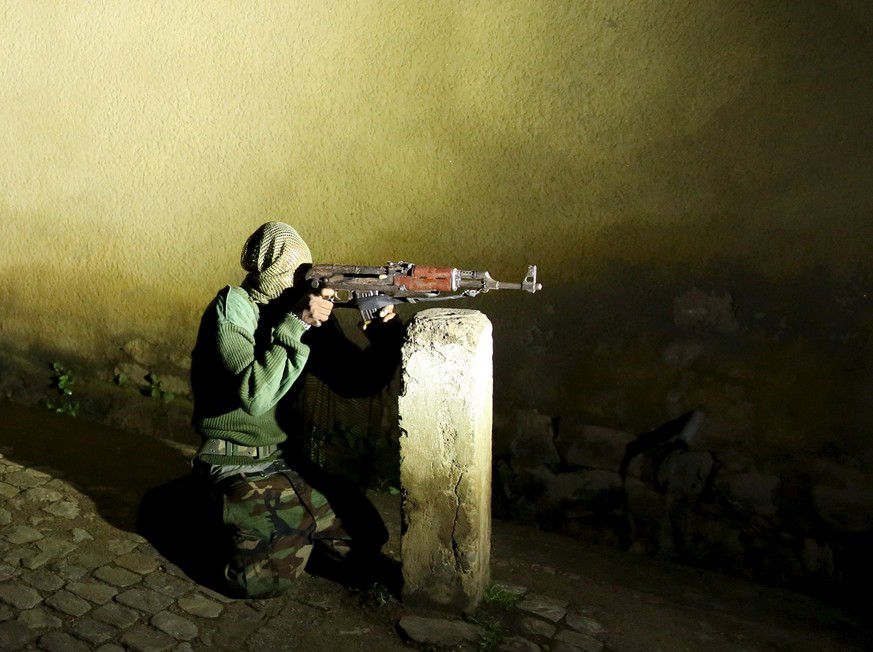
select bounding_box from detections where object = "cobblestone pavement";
[1,402,871,652]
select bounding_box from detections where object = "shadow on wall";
[0,401,191,531]
[486,258,873,457]
[482,254,873,600]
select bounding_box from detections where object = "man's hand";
[378,304,396,323]
[295,288,334,327]
[361,303,396,330]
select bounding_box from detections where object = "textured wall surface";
[2,1,873,577]
[4,1,869,357]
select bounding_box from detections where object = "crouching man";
[190,221,402,598]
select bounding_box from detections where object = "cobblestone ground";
[1,402,871,652]
[0,453,237,652]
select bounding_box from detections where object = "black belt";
[214,460,304,493]
[196,439,278,460]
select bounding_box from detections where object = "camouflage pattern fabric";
[218,463,352,598]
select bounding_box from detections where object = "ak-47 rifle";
[305,262,542,324]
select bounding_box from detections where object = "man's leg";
[220,471,319,598]
[293,465,390,586]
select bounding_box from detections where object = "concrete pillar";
[398,308,492,613]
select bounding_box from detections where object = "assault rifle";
[305,262,542,324]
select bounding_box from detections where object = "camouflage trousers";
[214,461,360,598]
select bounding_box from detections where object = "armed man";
[190,221,403,598]
[190,221,541,598]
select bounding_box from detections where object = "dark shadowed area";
[2,400,871,651]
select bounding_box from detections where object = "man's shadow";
[0,400,228,593]
[137,467,230,593]
[1,401,397,597]
[0,400,193,531]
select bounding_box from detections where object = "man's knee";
[226,535,314,598]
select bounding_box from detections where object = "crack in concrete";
[450,469,467,573]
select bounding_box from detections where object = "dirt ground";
[2,401,871,651]
[189,490,871,652]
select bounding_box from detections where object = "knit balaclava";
[240,222,312,303]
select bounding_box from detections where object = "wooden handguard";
[394,266,460,293]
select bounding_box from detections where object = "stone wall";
[494,407,873,597]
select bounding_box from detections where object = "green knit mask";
[240,222,312,303]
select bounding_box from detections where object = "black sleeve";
[301,315,404,398]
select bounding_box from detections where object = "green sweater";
[191,285,401,466]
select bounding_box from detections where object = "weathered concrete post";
[398,308,493,613]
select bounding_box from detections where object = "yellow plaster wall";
[2,2,872,445]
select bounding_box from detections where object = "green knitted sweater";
[191,285,401,466]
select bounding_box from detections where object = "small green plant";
[43,362,80,417]
[482,583,522,607]
[50,362,74,395]
[364,582,393,608]
[113,371,127,387]
[372,477,402,495]
[142,372,175,401]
